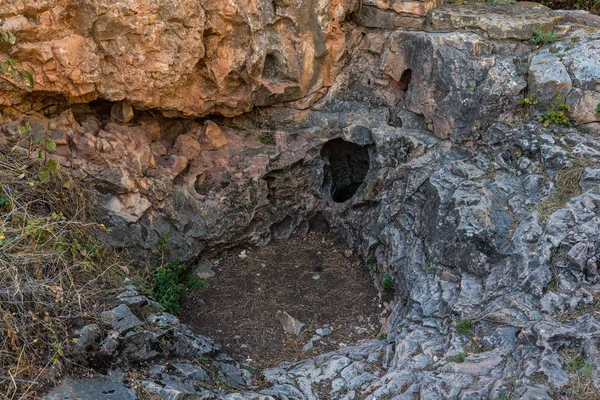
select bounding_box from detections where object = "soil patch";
[180,232,385,369]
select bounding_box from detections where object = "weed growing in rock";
[367,257,376,271]
[519,94,539,118]
[537,94,571,127]
[0,30,34,88]
[151,260,206,314]
[381,273,394,290]
[377,333,388,340]
[596,103,600,117]
[448,352,467,363]
[529,28,558,45]
[519,94,539,107]
[456,319,474,336]
[562,352,597,399]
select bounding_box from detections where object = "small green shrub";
[151,260,206,314]
[382,273,394,290]
[519,94,539,107]
[1,30,34,87]
[537,94,571,127]
[158,233,169,254]
[367,258,376,271]
[377,333,388,340]
[456,319,474,336]
[448,352,467,363]
[529,28,558,45]
[595,103,600,117]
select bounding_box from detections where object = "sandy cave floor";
[180,232,388,370]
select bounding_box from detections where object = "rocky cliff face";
[2,1,600,399]
[0,0,360,117]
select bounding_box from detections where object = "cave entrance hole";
[321,138,370,203]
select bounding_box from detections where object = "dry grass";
[561,351,600,400]
[535,158,596,222]
[0,147,133,398]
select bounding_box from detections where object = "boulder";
[100,304,142,334]
[428,5,563,40]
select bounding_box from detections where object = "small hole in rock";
[262,53,279,80]
[321,138,370,203]
[399,69,412,92]
[389,114,403,128]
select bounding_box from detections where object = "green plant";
[367,257,376,271]
[528,27,558,45]
[158,233,169,255]
[448,352,467,363]
[519,94,539,107]
[456,319,474,336]
[595,103,600,117]
[240,364,256,373]
[15,123,58,183]
[423,261,431,272]
[151,260,206,314]
[1,30,34,87]
[537,94,571,127]
[377,333,388,340]
[381,273,394,290]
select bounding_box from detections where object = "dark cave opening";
[321,138,370,203]
[399,69,412,92]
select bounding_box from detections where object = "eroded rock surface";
[0,0,358,117]
[2,1,600,399]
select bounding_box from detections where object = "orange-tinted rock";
[0,0,360,118]
[204,121,229,150]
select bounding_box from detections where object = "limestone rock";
[110,102,134,124]
[100,304,142,334]
[171,362,210,382]
[528,50,572,108]
[0,0,360,118]
[365,0,442,17]
[276,311,305,336]
[44,371,135,400]
[204,121,229,150]
[355,6,425,30]
[428,5,563,40]
[196,259,216,279]
[562,10,600,27]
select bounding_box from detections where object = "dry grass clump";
[0,148,132,399]
[562,351,600,400]
[536,158,596,222]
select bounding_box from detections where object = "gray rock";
[316,328,332,337]
[171,362,210,382]
[276,310,305,336]
[528,50,572,109]
[101,304,142,333]
[428,5,563,40]
[72,324,101,354]
[146,313,180,328]
[196,259,216,279]
[44,371,135,400]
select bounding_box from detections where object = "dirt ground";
[180,232,386,369]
